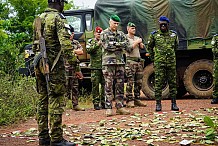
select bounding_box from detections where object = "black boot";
[50,139,77,146]
[94,104,101,110]
[156,100,162,111]
[39,137,50,146]
[171,98,179,111]
[211,98,218,104]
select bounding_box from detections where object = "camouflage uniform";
[211,34,218,104]
[65,40,82,108]
[101,28,131,109]
[147,29,179,110]
[33,8,75,142]
[86,38,105,107]
[125,35,144,102]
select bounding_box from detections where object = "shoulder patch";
[151,30,157,35]
[59,13,66,19]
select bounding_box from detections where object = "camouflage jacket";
[32,8,76,67]
[212,34,218,59]
[147,29,179,62]
[86,38,102,69]
[100,28,132,65]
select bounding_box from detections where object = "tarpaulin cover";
[94,0,218,44]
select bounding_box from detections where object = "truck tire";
[183,59,213,98]
[141,63,169,99]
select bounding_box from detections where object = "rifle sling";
[51,49,62,71]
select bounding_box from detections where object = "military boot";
[156,100,162,112]
[126,100,135,108]
[134,99,147,107]
[50,139,77,146]
[171,98,179,111]
[116,107,130,115]
[106,109,113,117]
[94,104,101,110]
[211,97,218,104]
[39,138,50,146]
[73,105,85,111]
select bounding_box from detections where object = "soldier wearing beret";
[65,25,85,111]
[125,22,147,108]
[211,34,218,104]
[147,16,179,112]
[87,26,105,110]
[32,0,76,145]
[100,14,132,116]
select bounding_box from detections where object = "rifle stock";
[34,17,50,94]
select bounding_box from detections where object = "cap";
[127,22,136,27]
[110,14,121,22]
[48,0,68,3]
[159,16,170,23]
[95,26,103,33]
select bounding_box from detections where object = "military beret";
[48,0,68,3]
[95,26,103,33]
[159,16,170,23]
[110,14,121,22]
[127,22,136,27]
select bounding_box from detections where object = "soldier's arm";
[118,33,132,53]
[100,31,116,51]
[55,15,75,64]
[147,34,155,61]
[86,39,99,54]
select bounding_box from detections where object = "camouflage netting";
[94,0,218,48]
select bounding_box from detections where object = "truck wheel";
[141,63,169,99]
[183,59,213,98]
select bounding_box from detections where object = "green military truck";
[22,0,218,98]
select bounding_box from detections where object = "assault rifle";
[34,17,50,94]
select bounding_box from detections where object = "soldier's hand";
[137,38,142,44]
[75,71,84,79]
[74,49,83,55]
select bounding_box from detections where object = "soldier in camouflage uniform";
[125,22,147,108]
[33,0,76,146]
[147,16,179,112]
[211,34,218,104]
[86,26,105,110]
[100,14,132,116]
[65,25,85,111]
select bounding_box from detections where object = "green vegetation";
[0,0,77,126]
[204,116,218,141]
[0,75,38,125]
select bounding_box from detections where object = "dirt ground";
[0,98,218,146]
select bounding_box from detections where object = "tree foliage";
[0,0,75,75]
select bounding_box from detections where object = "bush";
[0,75,38,126]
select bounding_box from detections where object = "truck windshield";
[65,15,82,33]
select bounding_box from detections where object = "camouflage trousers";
[91,69,105,105]
[65,64,79,107]
[102,65,125,109]
[35,59,66,142]
[125,60,143,101]
[154,60,177,100]
[212,59,218,98]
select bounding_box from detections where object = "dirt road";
[0,99,218,146]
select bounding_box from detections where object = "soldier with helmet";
[100,14,132,116]
[211,34,218,104]
[147,16,180,112]
[32,0,77,145]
